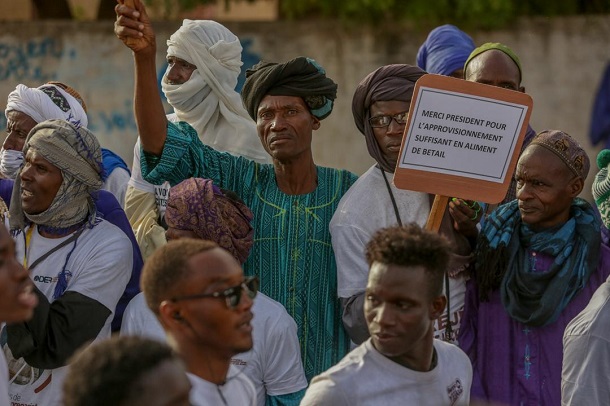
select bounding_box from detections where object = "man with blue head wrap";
[416,24,475,78]
[115,0,358,382]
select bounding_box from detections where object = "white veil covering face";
[162,19,269,163]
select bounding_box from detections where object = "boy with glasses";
[141,238,257,405]
[123,177,307,405]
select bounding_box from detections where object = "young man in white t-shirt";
[0,221,38,406]
[141,239,258,405]
[302,224,473,405]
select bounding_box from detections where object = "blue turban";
[416,24,475,77]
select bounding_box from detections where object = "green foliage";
[280,0,610,28]
[160,0,610,29]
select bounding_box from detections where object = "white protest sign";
[394,74,533,204]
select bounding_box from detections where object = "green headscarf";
[464,42,522,82]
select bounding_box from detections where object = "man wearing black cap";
[115,0,357,380]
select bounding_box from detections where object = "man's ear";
[312,116,321,131]
[429,295,447,320]
[568,176,584,197]
[159,300,184,330]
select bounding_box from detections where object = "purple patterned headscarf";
[165,178,254,264]
[352,64,426,172]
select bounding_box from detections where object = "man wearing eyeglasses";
[330,64,475,346]
[121,178,307,405]
[141,238,258,405]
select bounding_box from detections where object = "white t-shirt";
[562,275,610,405]
[0,338,8,406]
[4,220,132,406]
[330,164,467,341]
[188,367,256,406]
[122,292,307,405]
[103,167,131,208]
[301,339,472,406]
[128,137,171,221]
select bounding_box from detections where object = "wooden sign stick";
[424,195,449,232]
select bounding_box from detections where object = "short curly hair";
[365,223,451,297]
[142,238,219,315]
[63,336,177,406]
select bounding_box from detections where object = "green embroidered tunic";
[141,121,358,380]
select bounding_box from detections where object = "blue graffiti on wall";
[0,36,262,138]
[0,37,75,82]
[88,99,137,134]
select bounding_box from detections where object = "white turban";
[5,83,88,127]
[161,19,269,163]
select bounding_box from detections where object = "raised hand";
[114,0,156,55]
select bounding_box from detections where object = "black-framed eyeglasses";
[169,276,259,310]
[368,111,409,128]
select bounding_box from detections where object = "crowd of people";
[0,0,609,404]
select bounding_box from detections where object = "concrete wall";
[0,16,608,200]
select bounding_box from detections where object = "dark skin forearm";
[115,0,167,155]
[133,52,167,155]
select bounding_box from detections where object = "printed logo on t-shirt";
[154,183,170,220]
[230,358,247,366]
[447,378,463,405]
[434,308,463,344]
[32,271,72,286]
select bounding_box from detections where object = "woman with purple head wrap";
[416,24,475,78]
[164,178,254,264]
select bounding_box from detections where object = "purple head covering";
[352,64,426,172]
[529,130,590,180]
[165,178,254,264]
[416,24,475,77]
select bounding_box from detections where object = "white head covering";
[162,19,269,163]
[5,83,88,128]
[1,83,89,179]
